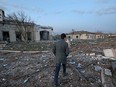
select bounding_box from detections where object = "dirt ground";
[0,38,116,87]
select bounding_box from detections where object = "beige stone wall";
[87,34,96,39]
[67,33,88,39]
[80,33,87,39]
[96,34,104,39]
[67,33,108,40]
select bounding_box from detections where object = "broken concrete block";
[104,69,112,76]
[90,53,95,56]
[69,61,75,64]
[0,57,5,61]
[69,59,76,64]
[3,64,8,67]
[103,48,116,58]
[2,78,6,81]
[67,55,73,58]
[77,63,82,68]
[94,65,102,71]
[23,77,30,83]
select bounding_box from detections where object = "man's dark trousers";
[54,63,66,86]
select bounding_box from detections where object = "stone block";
[103,48,116,58]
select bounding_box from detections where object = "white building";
[0,9,53,42]
[66,31,96,40]
[34,25,53,42]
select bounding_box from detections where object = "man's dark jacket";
[52,39,69,64]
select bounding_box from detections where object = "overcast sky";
[0,0,116,34]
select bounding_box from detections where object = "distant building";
[108,33,116,38]
[66,31,96,40]
[0,9,53,42]
[66,31,108,40]
[95,32,107,39]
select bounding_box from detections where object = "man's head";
[61,33,66,39]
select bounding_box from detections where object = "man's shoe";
[63,72,68,77]
[54,85,58,87]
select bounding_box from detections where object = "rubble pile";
[0,38,116,87]
[0,52,53,87]
[0,41,7,50]
[0,50,116,87]
[68,52,116,87]
[71,38,116,55]
[3,41,53,51]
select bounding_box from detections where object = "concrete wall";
[35,30,40,42]
[0,23,35,42]
[35,25,53,42]
[0,23,53,42]
[35,29,53,41]
[9,30,16,42]
[0,10,4,21]
[0,24,17,42]
[0,24,3,41]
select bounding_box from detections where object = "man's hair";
[61,33,66,39]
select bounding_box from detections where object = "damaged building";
[34,25,53,42]
[0,9,53,42]
[66,31,108,40]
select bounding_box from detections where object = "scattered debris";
[104,69,112,76]
[94,65,102,71]
[3,64,8,67]
[23,77,30,84]
[0,38,116,87]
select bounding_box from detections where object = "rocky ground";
[0,38,116,87]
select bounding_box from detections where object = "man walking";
[52,33,69,87]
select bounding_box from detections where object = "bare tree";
[7,11,35,42]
